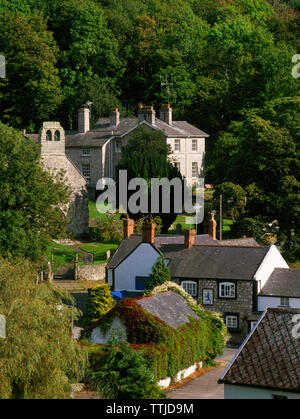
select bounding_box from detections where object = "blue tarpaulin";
[110,290,127,301]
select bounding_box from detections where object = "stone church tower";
[38,122,89,236]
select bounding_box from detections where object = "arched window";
[54,130,60,141]
[46,130,52,141]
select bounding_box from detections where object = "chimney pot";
[184,229,196,249]
[110,108,120,127]
[123,215,134,239]
[138,105,156,125]
[142,221,155,244]
[78,106,90,133]
[160,104,172,125]
[204,212,217,240]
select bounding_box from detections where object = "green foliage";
[86,286,227,382]
[144,257,172,293]
[0,0,298,255]
[0,258,86,399]
[90,337,166,399]
[117,127,183,232]
[0,123,70,262]
[0,10,63,130]
[213,182,247,221]
[83,284,116,328]
[93,211,123,244]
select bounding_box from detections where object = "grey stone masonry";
[38,122,89,236]
[173,278,255,345]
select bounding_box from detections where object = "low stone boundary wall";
[157,361,203,388]
[77,263,107,281]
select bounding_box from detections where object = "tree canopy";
[0,0,299,252]
[0,258,85,399]
[0,123,70,262]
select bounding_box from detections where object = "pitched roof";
[65,116,209,148]
[163,245,269,280]
[65,118,138,148]
[106,234,218,270]
[136,291,199,328]
[219,238,260,247]
[259,268,300,298]
[106,235,145,269]
[219,308,300,393]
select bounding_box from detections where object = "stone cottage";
[25,122,89,236]
[65,104,209,198]
[106,216,290,344]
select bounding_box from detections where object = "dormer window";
[54,130,60,141]
[46,130,52,141]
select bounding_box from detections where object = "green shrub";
[144,257,171,293]
[91,338,166,399]
[83,284,116,328]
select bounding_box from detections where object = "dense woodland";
[0,0,299,256]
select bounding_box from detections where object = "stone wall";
[77,263,107,281]
[174,278,255,345]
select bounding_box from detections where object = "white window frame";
[279,297,290,307]
[192,139,198,152]
[250,321,257,331]
[192,162,198,178]
[226,315,238,329]
[219,282,236,298]
[82,163,91,180]
[181,281,197,297]
[81,147,91,157]
[174,139,181,152]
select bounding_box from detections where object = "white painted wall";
[114,243,160,291]
[107,269,113,287]
[224,384,300,399]
[258,296,300,311]
[90,316,127,344]
[167,137,205,179]
[254,245,289,290]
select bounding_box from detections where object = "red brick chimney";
[204,211,217,240]
[142,220,155,244]
[184,229,196,249]
[123,215,134,239]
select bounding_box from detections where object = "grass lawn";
[48,241,82,272]
[89,201,121,223]
[80,242,119,263]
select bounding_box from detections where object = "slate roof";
[136,291,199,328]
[259,268,300,298]
[25,115,208,148]
[65,117,208,148]
[106,234,218,270]
[163,245,269,280]
[219,308,300,393]
[219,238,260,247]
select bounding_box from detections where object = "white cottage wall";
[114,243,160,292]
